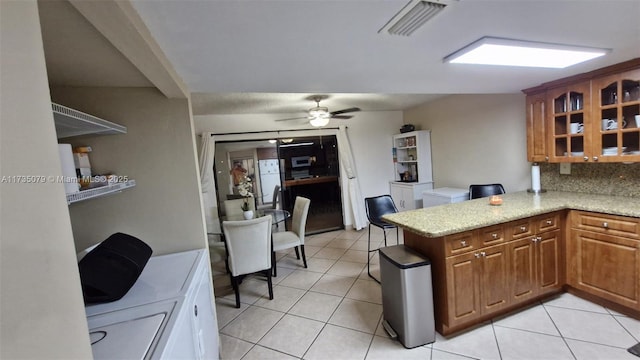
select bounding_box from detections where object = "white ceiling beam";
[68,0,188,99]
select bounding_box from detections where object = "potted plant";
[236,176,254,219]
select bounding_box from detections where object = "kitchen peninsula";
[383,191,640,336]
[284,175,338,187]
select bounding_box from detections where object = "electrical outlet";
[560,163,571,175]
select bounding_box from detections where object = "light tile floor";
[211,228,640,360]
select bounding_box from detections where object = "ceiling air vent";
[379,0,452,36]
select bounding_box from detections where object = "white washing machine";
[85,249,219,359]
[85,250,202,316]
[87,298,188,359]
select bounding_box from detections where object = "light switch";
[560,163,571,175]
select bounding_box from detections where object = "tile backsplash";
[540,162,640,197]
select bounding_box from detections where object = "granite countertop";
[382,191,640,238]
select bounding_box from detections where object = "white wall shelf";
[67,180,136,205]
[52,102,134,205]
[53,102,126,139]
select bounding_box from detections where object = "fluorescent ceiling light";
[444,37,610,68]
[279,142,314,148]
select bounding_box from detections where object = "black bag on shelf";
[400,124,415,133]
[78,232,152,304]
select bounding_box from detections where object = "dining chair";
[468,183,506,200]
[364,195,399,283]
[257,185,281,211]
[271,196,310,277]
[207,233,229,273]
[223,198,255,217]
[222,216,273,308]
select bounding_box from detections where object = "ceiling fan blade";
[330,107,361,116]
[275,116,308,122]
[331,115,353,120]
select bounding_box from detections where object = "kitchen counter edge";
[382,191,640,238]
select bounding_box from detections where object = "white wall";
[0,1,92,357]
[50,87,207,256]
[404,94,531,193]
[195,111,404,227]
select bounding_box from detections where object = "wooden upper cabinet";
[524,58,640,163]
[546,81,591,163]
[526,91,549,162]
[591,69,640,162]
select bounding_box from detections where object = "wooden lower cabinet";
[445,244,509,329]
[479,245,510,313]
[404,210,640,336]
[568,211,640,310]
[508,229,563,303]
[404,213,564,336]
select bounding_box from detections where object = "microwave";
[291,156,311,168]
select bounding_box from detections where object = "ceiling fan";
[276,96,361,127]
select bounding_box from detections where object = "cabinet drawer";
[508,219,534,240]
[445,231,476,256]
[571,211,639,239]
[535,212,561,233]
[478,225,504,247]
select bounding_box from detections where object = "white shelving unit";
[52,102,134,204]
[66,180,136,205]
[53,102,126,139]
[390,130,434,210]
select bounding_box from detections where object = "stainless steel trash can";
[379,245,435,348]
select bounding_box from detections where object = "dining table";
[225,209,289,224]
[208,208,291,236]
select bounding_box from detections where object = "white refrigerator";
[258,159,281,204]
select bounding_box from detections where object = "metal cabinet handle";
[492,233,498,239]
[583,156,589,161]
[480,251,486,257]
[603,222,609,228]
[520,226,527,232]
[194,304,198,317]
[461,240,467,246]
[474,252,481,258]
[532,236,541,243]
[593,156,599,162]
[546,220,552,225]
[545,156,549,162]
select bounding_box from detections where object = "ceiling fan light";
[309,117,330,127]
[308,106,329,119]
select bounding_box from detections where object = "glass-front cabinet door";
[546,82,590,162]
[592,69,640,162]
